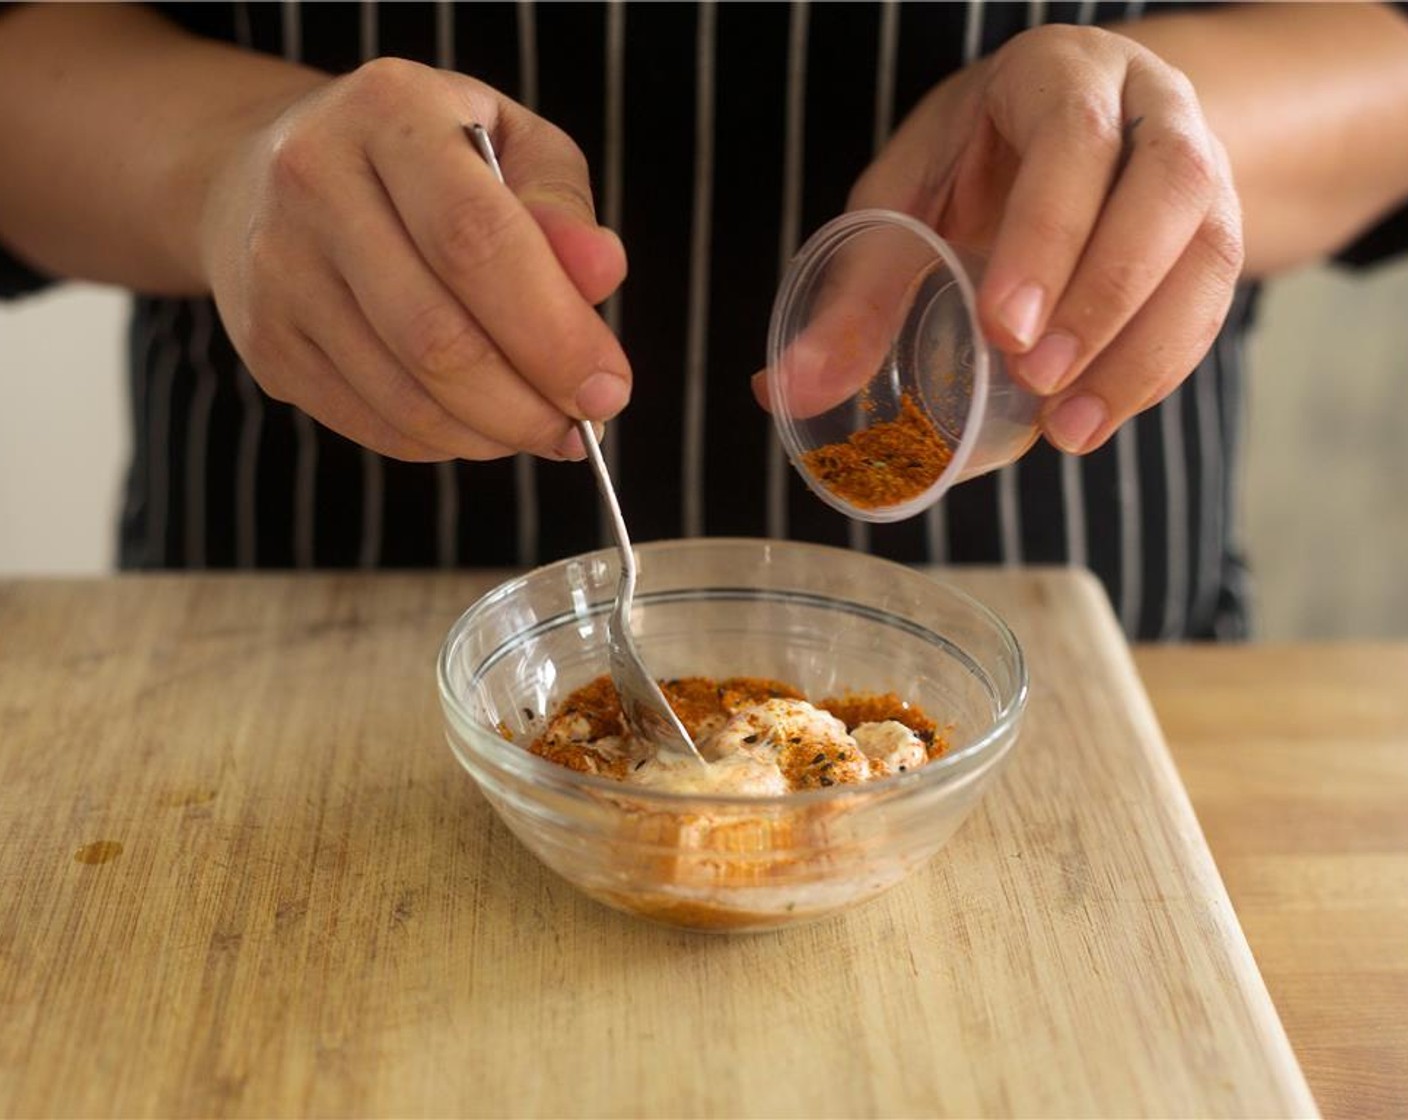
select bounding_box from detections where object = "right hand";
[198,58,629,462]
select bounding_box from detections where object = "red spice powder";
[527,675,949,772]
[529,675,804,752]
[801,391,953,509]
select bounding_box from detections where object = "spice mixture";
[522,674,947,796]
[801,391,953,509]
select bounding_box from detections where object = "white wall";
[2,267,1407,637]
[1244,257,1408,640]
[0,284,128,574]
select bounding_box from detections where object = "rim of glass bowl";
[436,538,1028,808]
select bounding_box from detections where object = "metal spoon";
[465,124,704,765]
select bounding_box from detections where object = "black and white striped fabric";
[90,3,1268,638]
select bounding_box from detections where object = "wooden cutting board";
[0,569,1315,1118]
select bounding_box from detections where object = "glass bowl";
[437,538,1027,933]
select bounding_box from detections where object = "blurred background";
[2,259,1406,640]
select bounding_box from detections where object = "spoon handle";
[466,123,639,588]
[576,419,635,584]
[465,121,505,182]
[465,123,703,765]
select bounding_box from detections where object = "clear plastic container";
[767,209,1040,522]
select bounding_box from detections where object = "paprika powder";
[800,391,954,509]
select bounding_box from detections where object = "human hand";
[837,25,1244,455]
[198,58,628,462]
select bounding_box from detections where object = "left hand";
[848,24,1244,454]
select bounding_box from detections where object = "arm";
[1113,2,1408,278]
[0,3,324,293]
[0,2,630,461]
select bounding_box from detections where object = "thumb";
[527,204,627,308]
[755,92,968,421]
[760,211,941,421]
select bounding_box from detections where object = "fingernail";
[1020,331,1079,394]
[599,224,625,254]
[997,283,1045,348]
[750,370,772,409]
[1045,394,1107,454]
[575,372,630,420]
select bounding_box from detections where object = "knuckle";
[1135,362,1199,420]
[266,127,325,199]
[526,171,595,217]
[369,369,432,425]
[1004,23,1081,60]
[520,414,573,457]
[1059,91,1123,149]
[1133,361,1184,413]
[381,380,467,449]
[999,25,1122,85]
[1196,206,1246,279]
[434,190,524,276]
[1085,257,1154,317]
[403,303,493,384]
[317,395,386,451]
[344,56,428,113]
[1020,206,1092,252]
[1149,127,1218,209]
[397,394,453,441]
[322,396,436,459]
[1160,64,1202,113]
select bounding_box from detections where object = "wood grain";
[1138,644,1408,1119]
[0,571,1313,1117]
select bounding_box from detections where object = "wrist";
[169,70,330,294]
